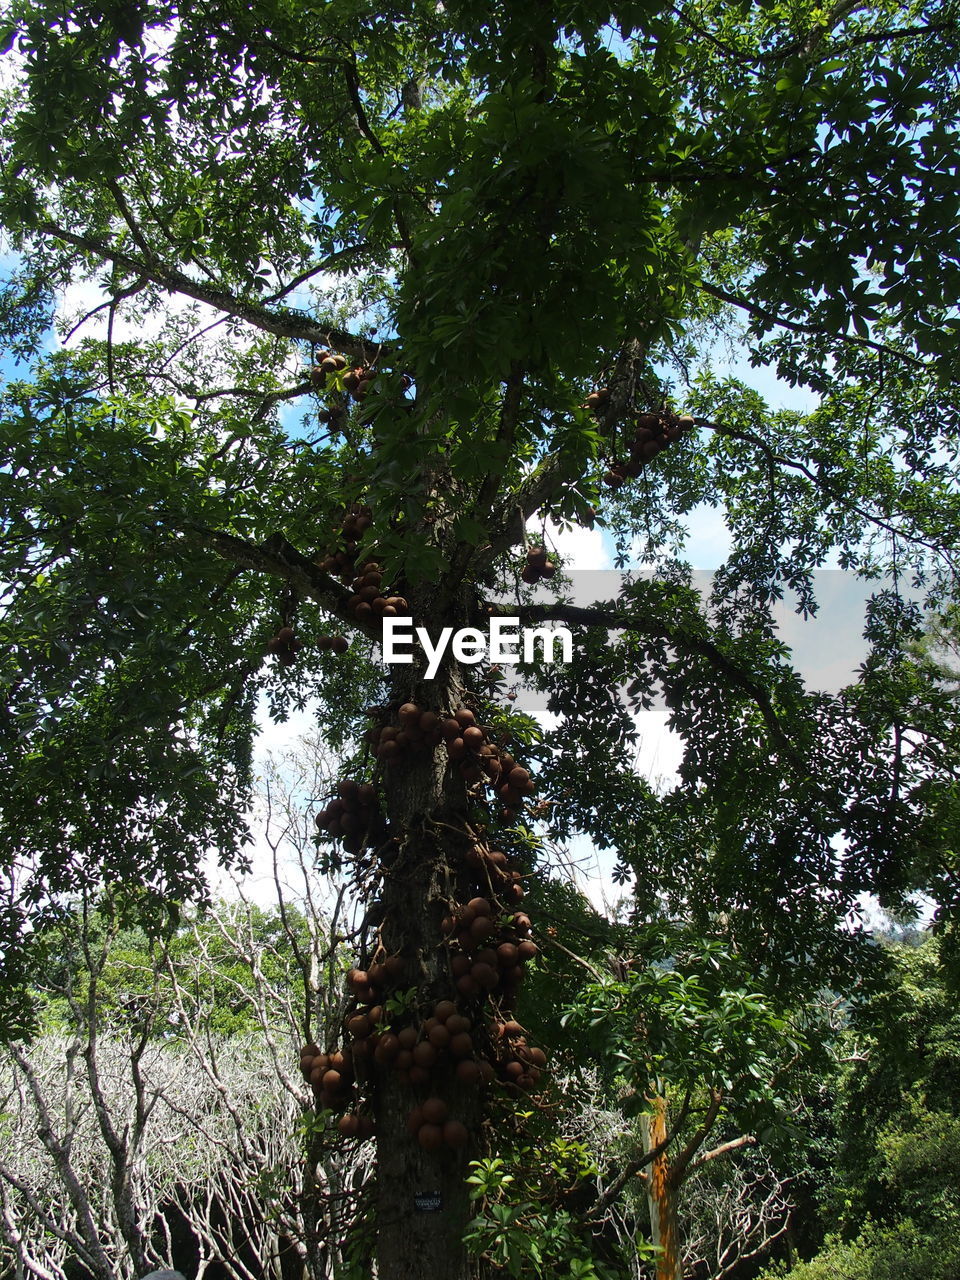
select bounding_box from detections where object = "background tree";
[0,876,373,1280]
[3,0,960,1276]
[757,933,960,1280]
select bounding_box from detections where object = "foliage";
[464,1140,648,1279]
[561,928,811,1132]
[760,936,960,1279]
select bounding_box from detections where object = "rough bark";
[371,638,485,1280]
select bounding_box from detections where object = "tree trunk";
[642,1095,681,1280]
[370,643,485,1280]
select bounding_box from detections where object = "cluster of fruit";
[405,1096,469,1151]
[444,708,535,818]
[316,504,373,579]
[316,633,350,654]
[367,704,535,818]
[299,1044,375,1138]
[309,349,349,386]
[462,843,526,905]
[346,562,409,624]
[265,624,304,667]
[583,386,611,414]
[520,545,556,585]
[603,410,696,488]
[368,702,447,763]
[299,933,547,1147]
[316,508,409,628]
[443,897,538,1010]
[315,779,388,856]
[265,624,349,666]
[342,366,378,400]
[350,997,484,1091]
[489,1019,547,1093]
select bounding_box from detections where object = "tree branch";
[699,280,924,368]
[503,600,804,770]
[669,1086,725,1186]
[685,1132,758,1178]
[36,222,380,360]
[588,1090,693,1218]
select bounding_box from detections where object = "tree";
[3,1,960,1276]
[758,934,960,1280]
[0,887,371,1280]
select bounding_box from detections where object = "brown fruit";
[428,1022,451,1049]
[471,963,498,990]
[440,717,461,740]
[347,1014,370,1038]
[455,708,477,728]
[412,1040,438,1067]
[337,1113,360,1138]
[433,1000,457,1022]
[422,1097,449,1125]
[397,1026,418,1050]
[406,1106,424,1136]
[463,725,484,749]
[399,701,420,724]
[450,954,471,978]
[456,974,481,999]
[456,1058,482,1084]
[497,942,519,968]
[322,1069,343,1092]
[449,1031,474,1058]
[517,940,539,962]
[374,1033,400,1061]
[521,565,540,585]
[443,1120,469,1149]
[346,968,369,993]
[446,1013,472,1035]
[470,916,495,943]
[331,635,349,654]
[417,1123,444,1151]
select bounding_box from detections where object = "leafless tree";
[679,1149,793,1280]
[0,736,374,1280]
